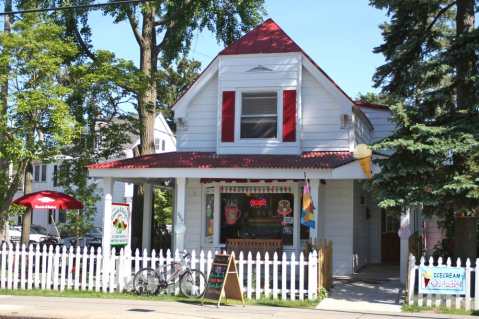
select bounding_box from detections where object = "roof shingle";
[88,151,354,170]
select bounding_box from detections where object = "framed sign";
[111,203,130,247]
[419,266,466,295]
[202,254,244,307]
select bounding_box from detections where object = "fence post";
[475,258,479,311]
[27,244,34,290]
[407,254,416,305]
[255,252,261,300]
[20,244,26,289]
[446,257,452,308]
[264,252,270,298]
[95,247,102,292]
[455,258,462,309]
[13,244,20,289]
[299,252,304,300]
[465,258,471,311]
[426,256,433,307]
[272,252,278,299]
[435,257,443,307]
[60,246,67,292]
[0,243,6,289]
[81,247,88,290]
[88,247,95,291]
[238,251,244,293]
[290,252,296,301]
[53,246,60,290]
[309,250,318,300]
[247,251,252,300]
[281,252,287,300]
[46,245,53,290]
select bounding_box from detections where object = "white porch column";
[310,179,320,241]
[174,177,187,252]
[101,177,114,257]
[399,208,412,284]
[142,183,153,252]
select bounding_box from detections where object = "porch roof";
[88,151,354,170]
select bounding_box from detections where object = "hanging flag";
[301,181,316,229]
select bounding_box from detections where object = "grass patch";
[402,304,479,316]
[0,289,321,309]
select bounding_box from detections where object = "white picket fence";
[408,254,479,311]
[0,243,319,301]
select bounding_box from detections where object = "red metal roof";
[88,151,354,170]
[219,18,302,55]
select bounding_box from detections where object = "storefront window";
[220,193,294,246]
[205,188,215,243]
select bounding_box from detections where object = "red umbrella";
[13,191,83,210]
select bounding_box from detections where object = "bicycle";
[132,252,206,297]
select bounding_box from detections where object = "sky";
[87,0,388,99]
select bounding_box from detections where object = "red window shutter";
[221,91,235,142]
[282,90,296,142]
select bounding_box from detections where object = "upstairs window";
[240,92,277,139]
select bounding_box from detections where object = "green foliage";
[0,13,78,224]
[369,0,479,219]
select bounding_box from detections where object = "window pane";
[241,117,277,138]
[34,165,40,182]
[241,92,277,138]
[205,190,214,240]
[41,165,47,182]
[242,92,277,115]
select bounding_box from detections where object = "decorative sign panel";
[220,185,292,194]
[418,266,466,295]
[111,203,130,247]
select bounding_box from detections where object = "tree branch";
[73,21,97,62]
[425,1,457,35]
[127,10,144,47]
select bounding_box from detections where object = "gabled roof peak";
[219,18,302,55]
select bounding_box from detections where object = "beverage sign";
[111,203,130,247]
[418,266,466,295]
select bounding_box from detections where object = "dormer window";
[240,92,278,139]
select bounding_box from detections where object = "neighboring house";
[12,113,176,235]
[89,19,432,277]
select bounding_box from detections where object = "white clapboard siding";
[360,107,395,142]
[176,75,218,152]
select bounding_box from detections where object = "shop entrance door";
[381,209,400,264]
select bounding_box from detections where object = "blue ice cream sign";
[418,266,466,295]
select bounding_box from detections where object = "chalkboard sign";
[202,254,244,307]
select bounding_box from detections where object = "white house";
[89,19,402,276]
[12,113,176,235]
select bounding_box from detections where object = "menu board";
[204,254,229,300]
[202,254,244,307]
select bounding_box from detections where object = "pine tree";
[370,0,478,256]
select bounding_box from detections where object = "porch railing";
[0,243,320,301]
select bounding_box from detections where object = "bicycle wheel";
[133,268,160,295]
[179,269,206,297]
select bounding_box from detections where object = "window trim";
[235,89,283,143]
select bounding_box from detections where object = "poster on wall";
[418,266,466,295]
[111,203,130,247]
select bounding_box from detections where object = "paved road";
[0,296,472,319]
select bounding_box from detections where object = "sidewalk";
[0,295,473,319]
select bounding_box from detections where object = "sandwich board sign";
[202,253,244,307]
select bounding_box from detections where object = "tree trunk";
[138,6,158,156]
[21,163,32,245]
[455,0,476,110]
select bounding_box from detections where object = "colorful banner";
[418,266,466,295]
[301,182,315,229]
[111,203,130,247]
